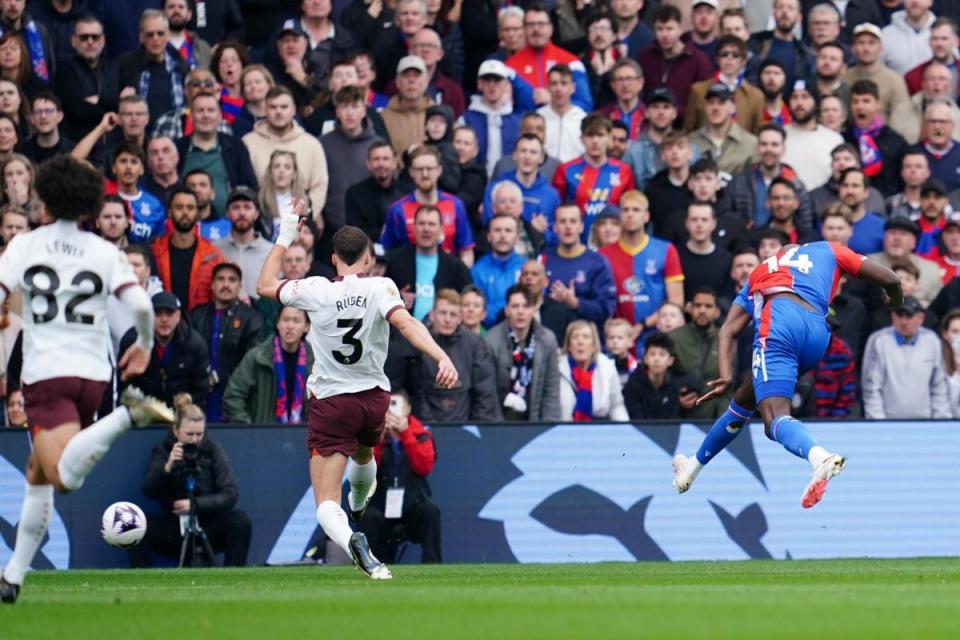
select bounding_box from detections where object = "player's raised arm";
[256,198,308,301]
[857,258,904,308]
[388,307,459,389]
[697,303,751,406]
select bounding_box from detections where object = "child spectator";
[623,333,688,420]
[655,302,686,334]
[604,318,638,386]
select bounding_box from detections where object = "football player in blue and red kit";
[672,241,902,508]
[553,114,635,245]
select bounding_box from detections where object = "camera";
[181,443,200,473]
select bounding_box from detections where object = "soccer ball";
[100,502,147,548]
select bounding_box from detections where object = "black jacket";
[54,53,120,140]
[457,159,488,230]
[190,300,264,388]
[236,0,299,46]
[191,0,245,44]
[623,369,688,420]
[345,176,406,243]
[175,133,259,192]
[264,14,357,89]
[142,431,239,516]
[117,46,190,128]
[28,0,89,68]
[384,245,473,302]
[842,124,908,198]
[119,318,211,407]
[746,33,814,87]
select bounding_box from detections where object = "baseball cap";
[705,82,732,101]
[944,210,960,229]
[645,87,676,106]
[920,179,947,197]
[852,23,882,40]
[477,59,510,79]
[788,79,820,103]
[212,261,242,280]
[893,295,924,315]
[397,55,427,75]
[227,185,259,206]
[884,217,921,237]
[693,0,719,8]
[152,291,182,312]
[279,19,307,38]
[596,204,620,221]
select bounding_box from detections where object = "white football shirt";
[0,220,139,384]
[277,274,405,400]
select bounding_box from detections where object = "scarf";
[613,103,645,140]
[0,17,48,82]
[508,326,536,399]
[139,48,185,110]
[175,33,197,70]
[762,101,791,126]
[220,87,244,124]
[273,336,306,424]
[853,116,884,178]
[712,69,744,92]
[568,355,596,422]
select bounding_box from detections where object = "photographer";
[358,392,442,564]
[129,396,251,568]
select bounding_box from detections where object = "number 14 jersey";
[277,274,405,400]
[0,220,139,384]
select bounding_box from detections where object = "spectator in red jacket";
[357,391,442,564]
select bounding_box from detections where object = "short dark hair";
[101,194,126,211]
[850,79,879,100]
[689,157,719,176]
[581,113,612,135]
[35,154,104,221]
[769,177,799,196]
[123,244,151,262]
[715,34,746,57]
[610,120,629,135]
[460,283,487,304]
[367,140,394,158]
[184,168,212,184]
[654,4,682,24]
[690,286,719,305]
[839,166,869,187]
[332,226,372,266]
[757,123,786,142]
[643,332,675,357]
[112,140,144,164]
[585,11,618,33]
[817,40,846,56]
[757,228,790,245]
[414,203,442,223]
[932,16,958,35]
[505,283,535,307]
[687,201,717,219]
[168,187,198,208]
[31,90,62,112]
[190,91,221,109]
[516,132,543,148]
[334,85,365,106]
[831,142,860,160]
[265,85,296,103]
[547,63,573,80]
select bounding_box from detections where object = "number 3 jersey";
[0,220,139,384]
[277,274,405,400]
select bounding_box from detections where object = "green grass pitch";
[2,559,959,640]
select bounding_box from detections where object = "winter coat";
[190,300,264,389]
[412,327,502,423]
[461,96,522,177]
[150,232,225,311]
[222,336,315,424]
[727,163,816,235]
[623,369,688,420]
[842,123,909,198]
[242,119,329,215]
[484,320,562,422]
[558,353,629,422]
[471,251,526,328]
[344,176,406,243]
[119,318,210,407]
[54,52,120,140]
[638,42,713,122]
[684,78,765,134]
[320,119,382,229]
[141,431,239,516]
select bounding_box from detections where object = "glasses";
[32,108,57,117]
[588,25,613,34]
[410,43,439,51]
[926,118,952,125]
[77,33,103,42]
[524,21,551,28]
[143,31,166,38]
[611,76,640,83]
[119,111,148,119]
[411,165,439,173]
[187,79,216,89]
[717,50,742,58]
[769,195,796,202]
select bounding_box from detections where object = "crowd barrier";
[1,421,958,569]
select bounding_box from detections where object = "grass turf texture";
[2,559,959,639]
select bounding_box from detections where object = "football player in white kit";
[258,199,458,580]
[0,156,174,604]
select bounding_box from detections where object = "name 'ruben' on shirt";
[336,295,367,312]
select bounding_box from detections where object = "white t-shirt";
[277,274,405,400]
[0,220,139,384]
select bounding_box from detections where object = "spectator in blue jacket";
[538,203,617,329]
[472,213,526,327]
[459,59,522,177]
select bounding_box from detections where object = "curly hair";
[34,154,104,221]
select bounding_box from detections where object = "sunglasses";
[77,33,103,42]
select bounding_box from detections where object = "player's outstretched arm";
[256,198,308,301]
[117,284,155,379]
[389,308,459,389]
[697,303,751,406]
[857,258,904,308]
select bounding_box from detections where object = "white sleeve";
[377,278,405,320]
[277,277,324,310]
[118,284,155,351]
[107,249,139,295]
[0,236,24,301]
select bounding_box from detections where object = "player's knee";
[352,449,373,464]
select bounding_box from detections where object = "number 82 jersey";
[0,221,139,384]
[277,274,405,400]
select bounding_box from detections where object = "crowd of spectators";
[3,0,960,438]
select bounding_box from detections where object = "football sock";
[695,400,755,465]
[2,483,53,586]
[316,500,353,555]
[769,415,817,461]
[57,408,132,491]
[347,458,377,512]
[807,445,831,470]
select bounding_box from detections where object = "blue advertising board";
[0,421,958,569]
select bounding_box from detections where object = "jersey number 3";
[332,318,363,365]
[24,265,103,325]
[764,247,813,274]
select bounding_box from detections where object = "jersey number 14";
[763,247,813,274]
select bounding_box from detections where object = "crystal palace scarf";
[569,355,597,422]
[273,336,306,424]
[853,115,885,179]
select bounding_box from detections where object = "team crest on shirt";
[524,65,533,75]
[610,174,620,187]
[387,285,399,298]
[644,259,657,275]
[575,270,586,284]
[624,276,643,294]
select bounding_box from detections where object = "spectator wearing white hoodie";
[881,0,936,75]
[537,64,586,163]
[458,59,522,178]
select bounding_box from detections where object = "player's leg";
[347,445,378,522]
[310,451,354,554]
[673,380,757,493]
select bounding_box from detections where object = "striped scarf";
[220,87,244,124]
[0,18,48,82]
[273,336,306,424]
[762,101,791,126]
[139,48,185,110]
[853,116,885,178]
[568,355,596,422]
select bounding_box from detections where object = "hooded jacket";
[382,94,433,159]
[881,10,935,75]
[119,316,210,407]
[461,95,522,177]
[320,118,381,229]
[242,119,329,215]
[419,104,462,193]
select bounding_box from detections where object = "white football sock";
[807,445,831,470]
[316,500,353,555]
[688,456,704,480]
[347,458,377,511]
[2,483,53,586]
[57,408,132,491]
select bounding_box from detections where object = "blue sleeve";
[542,186,560,247]
[570,68,594,112]
[454,200,475,251]
[576,254,616,325]
[482,180,498,226]
[379,206,406,249]
[732,282,751,313]
[510,73,536,112]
